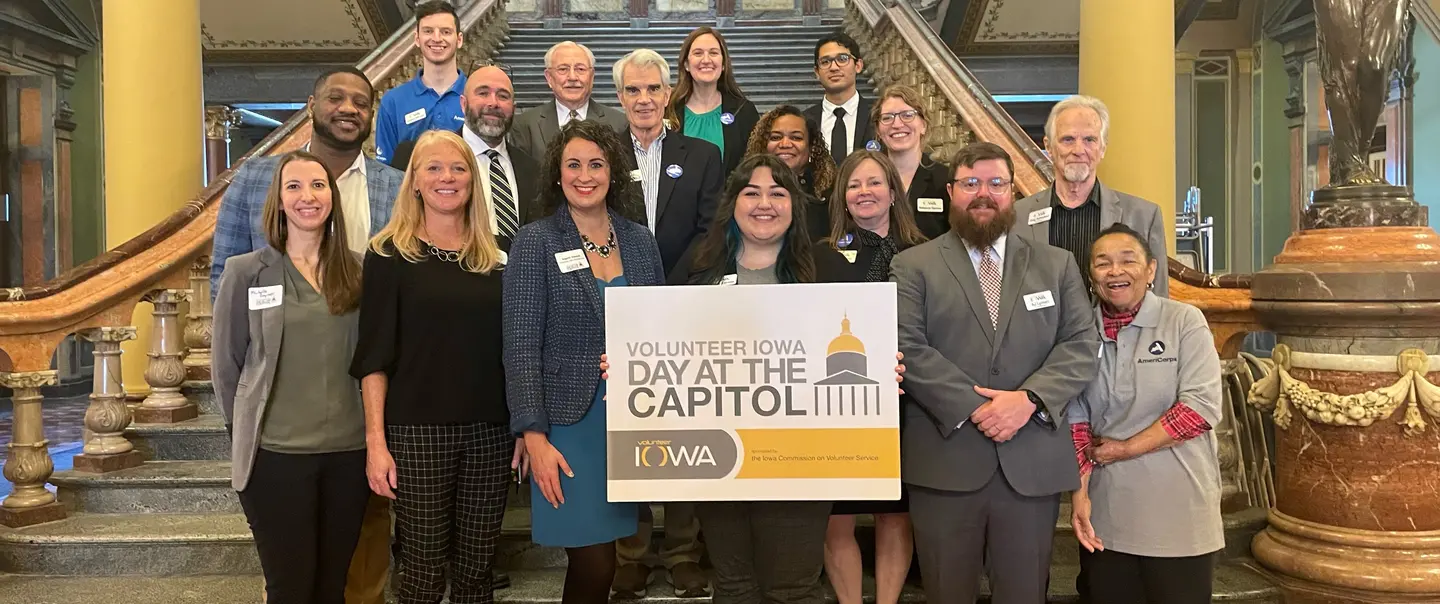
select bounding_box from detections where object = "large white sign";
[604,282,900,502]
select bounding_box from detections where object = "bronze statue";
[1313,0,1409,187]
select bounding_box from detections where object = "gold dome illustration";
[827,315,866,356]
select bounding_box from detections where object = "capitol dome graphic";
[814,315,881,416]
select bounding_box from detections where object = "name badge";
[1028,207,1053,226]
[719,274,738,286]
[555,249,590,273]
[1023,290,1056,311]
[630,169,643,182]
[720,112,735,125]
[841,250,859,263]
[917,198,944,213]
[497,250,508,266]
[248,285,283,310]
[403,108,427,125]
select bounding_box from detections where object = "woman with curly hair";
[502,119,666,604]
[745,104,835,240]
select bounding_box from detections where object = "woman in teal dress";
[502,119,667,603]
[668,26,760,178]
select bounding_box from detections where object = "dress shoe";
[668,561,711,598]
[612,563,650,599]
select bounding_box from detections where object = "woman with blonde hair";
[213,150,367,604]
[351,129,523,603]
[745,105,836,239]
[870,85,951,239]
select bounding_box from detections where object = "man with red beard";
[1010,95,1169,296]
[890,141,1099,604]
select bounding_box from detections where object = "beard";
[312,116,370,152]
[1061,162,1093,183]
[949,196,1016,249]
[467,108,512,141]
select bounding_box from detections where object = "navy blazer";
[502,205,666,434]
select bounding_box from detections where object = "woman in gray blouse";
[212,150,368,604]
[1067,223,1224,604]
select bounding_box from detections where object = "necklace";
[427,243,461,263]
[581,225,618,258]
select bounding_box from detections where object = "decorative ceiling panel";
[200,0,391,63]
[953,0,1242,55]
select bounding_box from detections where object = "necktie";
[830,107,848,163]
[978,246,1002,329]
[485,150,519,238]
[567,109,579,125]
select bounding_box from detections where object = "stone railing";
[843,0,1275,511]
[0,0,507,528]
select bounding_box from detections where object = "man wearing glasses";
[805,32,875,165]
[509,41,627,159]
[1010,95,1169,296]
[891,141,1099,604]
[374,1,468,166]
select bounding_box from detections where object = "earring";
[1147,281,1155,290]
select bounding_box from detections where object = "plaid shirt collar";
[1101,300,1142,341]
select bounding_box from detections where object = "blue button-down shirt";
[374,68,467,164]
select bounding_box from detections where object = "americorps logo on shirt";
[1149,341,1165,355]
[1138,340,1178,364]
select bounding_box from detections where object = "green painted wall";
[69,52,104,263]
[1256,39,1292,269]
[1196,78,1230,271]
[1414,32,1440,216]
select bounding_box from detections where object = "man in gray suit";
[891,141,1100,604]
[508,41,627,159]
[1010,94,1169,296]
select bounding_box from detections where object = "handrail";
[0,0,504,337]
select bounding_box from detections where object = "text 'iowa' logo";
[609,430,738,480]
[812,314,883,416]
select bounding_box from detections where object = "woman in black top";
[668,26,761,178]
[815,150,928,604]
[871,85,952,239]
[745,105,836,240]
[351,129,519,604]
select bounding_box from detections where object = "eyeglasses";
[817,53,854,69]
[949,177,1012,195]
[549,64,591,77]
[879,110,919,125]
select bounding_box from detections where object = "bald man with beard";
[890,142,1099,604]
[458,65,543,251]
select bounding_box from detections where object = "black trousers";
[238,448,370,604]
[698,500,832,604]
[1079,548,1214,604]
[388,422,512,604]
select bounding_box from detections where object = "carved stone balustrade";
[183,255,213,382]
[135,289,197,423]
[73,327,145,473]
[0,370,66,527]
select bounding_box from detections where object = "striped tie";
[486,150,518,238]
[978,246,1002,329]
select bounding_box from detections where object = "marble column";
[183,256,213,382]
[134,289,197,423]
[204,106,240,184]
[73,327,144,473]
[0,370,66,527]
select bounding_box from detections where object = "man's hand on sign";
[895,352,906,395]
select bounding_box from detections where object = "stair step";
[52,461,238,514]
[0,575,265,604]
[0,513,258,576]
[182,381,220,416]
[127,415,231,462]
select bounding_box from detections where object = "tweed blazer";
[502,205,665,434]
[211,247,362,491]
[210,154,403,298]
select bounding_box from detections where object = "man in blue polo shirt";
[375,0,466,164]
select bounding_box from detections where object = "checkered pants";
[387,422,513,604]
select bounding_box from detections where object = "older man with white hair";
[1010,95,1169,296]
[608,48,720,600]
[508,40,627,158]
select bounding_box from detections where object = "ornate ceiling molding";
[201,0,393,64]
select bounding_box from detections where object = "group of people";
[208,2,1225,604]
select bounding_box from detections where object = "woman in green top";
[668,26,760,178]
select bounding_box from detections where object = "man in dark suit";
[608,48,722,600]
[805,31,875,165]
[508,41,628,159]
[890,141,1100,604]
[459,64,541,252]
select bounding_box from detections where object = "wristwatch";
[1024,390,1055,430]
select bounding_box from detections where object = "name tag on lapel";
[403,108,427,125]
[630,169,643,182]
[719,274,738,285]
[497,250,508,266]
[1023,290,1055,311]
[841,250,859,263]
[1027,208,1052,226]
[555,249,590,273]
[248,285,283,310]
[917,198,944,213]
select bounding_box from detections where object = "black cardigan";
[673,91,761,178]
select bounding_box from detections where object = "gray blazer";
[211,246,361,491]
[508,98,628,160]
[890,233,1100,496]
[1010,181,1170,297]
